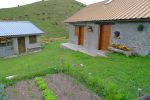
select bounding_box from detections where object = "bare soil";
[5,74,102,100]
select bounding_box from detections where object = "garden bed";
[5,74,101,100]
[109,47,132,56]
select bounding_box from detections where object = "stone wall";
[68,22,150,56]
[68,23,99,52]
[111,22,150,56]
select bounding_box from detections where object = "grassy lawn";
[0,40,150,98]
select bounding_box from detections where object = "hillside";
[0,0,85,38]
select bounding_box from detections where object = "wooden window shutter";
[75,26,79,36]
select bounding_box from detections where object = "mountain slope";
[0,0,85,38]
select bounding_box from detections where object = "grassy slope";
[0,40,149,98]
[0,0,84,38]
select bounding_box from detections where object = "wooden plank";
[18,37,26,54]
[80,26,84,46]
[78,26,84,46]
[98,25,111,50]
[75,26,80,36]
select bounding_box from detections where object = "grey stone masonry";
[67,22,150,56]
[111,22,150,56]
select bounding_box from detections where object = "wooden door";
[78,26,84,46]
[98,25,111,50]
[18,37,26,54]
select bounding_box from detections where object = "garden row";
[35,77,56,100]
[5,74,101,100]
[4,77,56,100]
[2,62,128,100]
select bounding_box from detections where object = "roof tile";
[65,0,150,22]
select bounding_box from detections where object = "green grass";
[0,0,84,38]
[0,40,150,98]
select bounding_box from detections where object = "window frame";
[0,38,13,47]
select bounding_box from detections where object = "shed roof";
[65,0,150,23]
[0,21,44,37]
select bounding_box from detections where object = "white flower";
[6,75,17,80]
[80,64,84,67]
[88,72,91,75]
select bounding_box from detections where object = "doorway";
[98,25,111,51]
[18,37,26,54]
[75,26,84,46]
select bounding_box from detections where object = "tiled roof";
[65,0,150,22]
[0,21,44,37]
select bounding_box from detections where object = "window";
[29,35,37,44]
[0,38,13,47]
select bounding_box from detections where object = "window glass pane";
[29,35,37,44]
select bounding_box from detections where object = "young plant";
[42,89,57,100]
[0,84,8,100]
[34,77,57,100]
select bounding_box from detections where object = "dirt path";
[5,86,16,100]
[30,79,42,100]
[5,74,102,100]
[6,80,42,100]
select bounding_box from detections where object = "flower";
[88,72,92,75]
[72,64,77,67]
[80,64,84,67]
[6,75,17,80]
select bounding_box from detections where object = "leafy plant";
[38,84,47,91]
[35,77,57,100]
[137,25,144,31]
[62,60,128,100]
[114,31,120,38]
[35,77,43,82]
[35,78,47,91]
[42,89,57,100]
[0,84,8,100]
